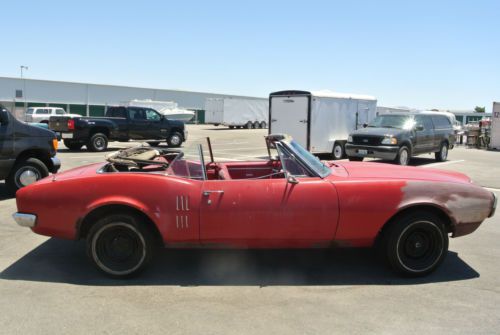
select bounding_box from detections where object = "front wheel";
[395,146,411,166]
[6,157,49,194]
[383,211,448,276]
[435,142,448,162]
[87,133,108,152]
[87,214,156,278]
[167,131,183,147]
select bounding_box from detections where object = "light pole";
[20,65,28,78]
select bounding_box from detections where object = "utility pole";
[20,65,28,78]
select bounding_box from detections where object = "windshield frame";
[368,114,415,130]
[278,140,331,178]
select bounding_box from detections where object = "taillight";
[67,119,75,130]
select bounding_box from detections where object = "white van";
[25,107,80,123]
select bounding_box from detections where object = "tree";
[474,106,486,113]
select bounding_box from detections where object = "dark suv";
[0,105,60,194]
[345,112,455,165]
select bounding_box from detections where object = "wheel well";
[89,127,110,138]
[78,204,163,246]
[15,149,52,170]
[376,205,453,245]
[170,128,184,138]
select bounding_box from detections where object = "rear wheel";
[383,211,448,276]
[348,156,363,161]
[435,142,448,162]
[167,131,183,147]
[6,158,49,194]
[63,140,83,151]
[253,121,259,129]
[87,214,156,278]
[229,125,234,129]
[395,145,410,166]
[87,133,108,152]
[332,142,345,160]
[260,121,267,129]
[245,121,253,129]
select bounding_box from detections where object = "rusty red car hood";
[332,161,471,184]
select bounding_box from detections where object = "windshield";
[288,140,331,178]
[369,115,415,130]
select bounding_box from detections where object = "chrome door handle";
[271,118,277,122]
[203,190,224,196]
[299,119,308,123]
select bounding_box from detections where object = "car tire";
[348,156,363,161]
[167,132,183,147]
[253,121,259,129]
[245,121,253,129]
[260,121,267,129]
[63,140,83,151]
[332,143,345,160]
[86,214,156,278]
[87,133,108,152]
[395,146,411,166]
[383,211,448,277]
[435,142,448,162]
[229,126,234,129]
[6,157,49,194]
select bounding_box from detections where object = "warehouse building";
[0,76,266,123]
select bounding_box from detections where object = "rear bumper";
[13,212,37,228]
[345,144,399,160]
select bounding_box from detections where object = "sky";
[1,0,499,111]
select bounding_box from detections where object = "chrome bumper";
[13,213,37,228]
[490,192,497,218]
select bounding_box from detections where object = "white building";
[0,76,266,123]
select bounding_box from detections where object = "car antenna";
[206,137,214,163]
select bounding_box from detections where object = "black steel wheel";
[395,145,411,166]
[435,142,448,162]
[6,157,49,194]
[384,211,448,276]
[87,214,156,278]
[87,133,108,152]
[167,131,183,147]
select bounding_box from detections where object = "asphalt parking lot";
[0,124,499,334]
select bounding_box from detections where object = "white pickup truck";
[25,107,81,123]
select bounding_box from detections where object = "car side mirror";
[362,123,368,128]
[287,175,299,185]
[0,109,9,125]
[415,125,424,131]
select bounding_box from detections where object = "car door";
[127,107,150,139]
[414,115,434,153]
[0,108,14,179]
[270,96,309,149]
[144,109,163,139]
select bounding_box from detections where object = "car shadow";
[0,184,13,200]
[0,238,479,287]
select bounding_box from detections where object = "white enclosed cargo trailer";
[269,90,377,158]
[490,102,500,150]
[204,98,269,129]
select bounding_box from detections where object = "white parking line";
[421,160,465,168]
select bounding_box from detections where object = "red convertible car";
[14,135,496,278]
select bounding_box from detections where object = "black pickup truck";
[49,106,187,151]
